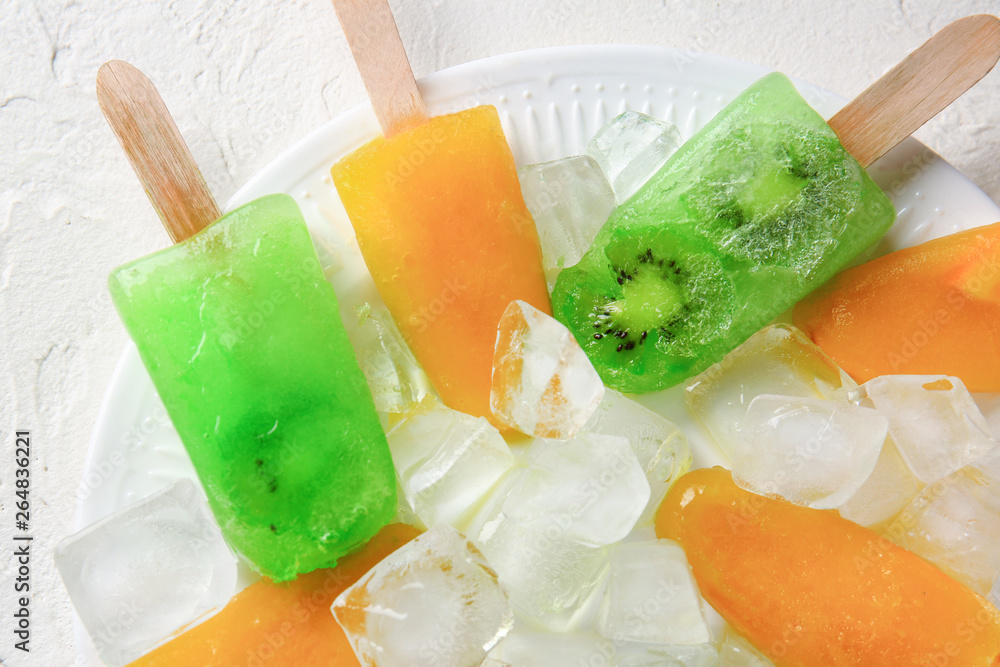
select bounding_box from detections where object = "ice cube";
[837,436,924,530]
[465,434,648,629]
[584,389,693,523]
[518,155,616,285]
[393,478,425,529]
[54,479,237,666]
[491,300,605,440]
[472,505,611,629]
[972,446,1000,482]
[596,540,711,646]
[331,525,513,667]
[863,375,998,483]
[616,642,720,667]
[508,434,650,545]
[885,465,1000,595]
[718,629,775,666]
[977,393,1000,444]
[686,324,854,457]
[467,470,611,630]
[732,395,887,509]
[488,527,610,631]
[488,628,617,667]
[586,110,683,202]
[387,398,516,530]
[343,303,432,414]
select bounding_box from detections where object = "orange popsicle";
[333,105,551,423]
[656,467,1000,666]
[127,523,419,667]
[794,222,1000,391]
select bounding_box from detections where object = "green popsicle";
[551,73,896,394]
[109,195,396,581]
[99,61,395,582]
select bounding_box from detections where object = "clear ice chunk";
[54,479,237,666]
[863,375,998,483]
[616,642,720,667]
[586,110,683,203]
[342,303,432,414]
[392,478,426,529]
[733,394,887,509]
[508,434,650,546]
[972,446,1000,482]
[465,433,648,629]
[837,435,924,530]
[584,389,693,523]
[885,465,1000,595]
[518,155,617,285]
[387,397,516,530]
[488,629,616,667]
[718,629,775,666]
[686,324,854,458]
[476,517,610,631]
[331,524,513,667]
[597,540,711,646]
[977,393,1000,445]
[491,300,605,440]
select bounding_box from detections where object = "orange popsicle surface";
[656,467,1000,666]
[794,221,1000,391]
[332,105,551,423]
[128,524,419,667]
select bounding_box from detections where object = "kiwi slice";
[686,125,861,272]
[552,224,735,393]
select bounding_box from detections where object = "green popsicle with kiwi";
[554,16,1000,394]
[552,72,895,393]
[98,61,396,582]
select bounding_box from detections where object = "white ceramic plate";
[78,45,1000,662]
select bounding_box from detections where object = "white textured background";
[1,1,999,664]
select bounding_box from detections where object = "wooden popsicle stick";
[830,14,1000,168]
[330,0,429,137]
[97,60,221,243]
